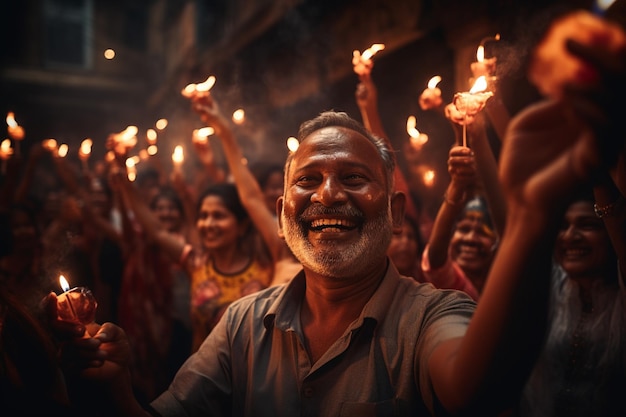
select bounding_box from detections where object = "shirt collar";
[263,260,400,331]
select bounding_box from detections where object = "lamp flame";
[172,145,184,164]
[361,43,385,61]
[196,76,216,92]
[476,45,485,63]
[427,76,442,89]
[6,112,17,128]
[287,137,299,152]
[469,76,488,94]
[59,275,70,292]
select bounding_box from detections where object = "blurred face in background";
[388,217,421,276]
[152,195,183,233]
[450,211,496,276]
[555,200,615,280]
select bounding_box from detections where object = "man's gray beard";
[281,205,393,279]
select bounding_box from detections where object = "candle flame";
[182,84,196,96]
[427,75,442,89]
[232,109,245,124]
[0,139,13,159]
[476,45,485,62]
[43,138,58,151]
[423,170,435,187]
[469,76,488,94]
[146,128,157,145]
[155,119,168,130]
[361,43,385,61]
[58,144,69,157]
[197,127,214,137]
[6,112,17,128]
[406,116,420,138]
[79,138,92,156]
[286,137,299,152]
[59,275,70,292]
[172,145,184,164]
[196,76,216,92]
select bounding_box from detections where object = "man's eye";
[296,176,317,185]
[344,173,366,183]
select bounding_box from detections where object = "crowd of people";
[1,3,626,417]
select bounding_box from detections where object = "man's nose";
[310,176,348,206]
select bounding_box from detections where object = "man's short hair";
[284,111,396,192]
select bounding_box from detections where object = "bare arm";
[467,115,506,237]
[354,73,420,222]
[426,146,475,269]
[112,169,187,265]
[191,93,290,264]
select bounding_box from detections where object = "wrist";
[594,195,625,218]
[444,190,466,207]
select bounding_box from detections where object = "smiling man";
[57,101,620,416]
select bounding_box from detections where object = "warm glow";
[155,119,168,130]
[43,139,58,151]
[476,45,485,62]
[427,75,442,89]
[182,84,196,96]
[147,145,158,155]
[58,144,69,157]
[146,128,157,144]
[79,138,92,156]
[287,137,299,152]
[59,275,70,292]
[406,116,428,149]
[197,127,214,137]
[105,151,115,163]
[406,116,420,138]
[125,157,136,168]
[123,125,138,138]
[469,76,488,94]
[193,127,214,144]
[0,139,13,159]
[196,76,216,92]
[172,145,184,164]
[128,171,136,182]
[423,170,435,187]
[596,0,618,10]
[232,109,245,124]
[361,43,385,60]
[6,112,17,127]
[104,49,115,59]
[138,149,149,160]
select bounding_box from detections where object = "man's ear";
[391,191,406,233]
[276,196,285,238]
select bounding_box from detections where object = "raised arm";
[354,72,420,222]
[190,92,290,265]
[429,10,626,414]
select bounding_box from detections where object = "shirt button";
[303,387,314,397]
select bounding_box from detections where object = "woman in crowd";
[188,90,302,287]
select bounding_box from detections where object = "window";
[43,0,93,69]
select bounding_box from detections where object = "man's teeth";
[310,218,354,228]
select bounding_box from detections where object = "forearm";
[470,126,506,236]
[427,185,467,268]
[435,207,555,414]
